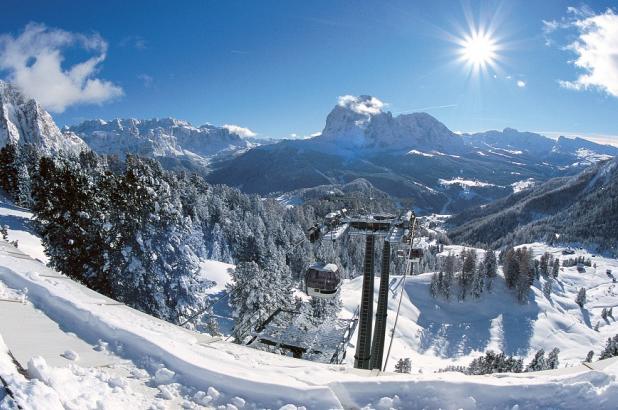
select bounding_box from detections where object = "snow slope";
[338,243,618,374]
[3,242,618,409]
[2,198,618,408]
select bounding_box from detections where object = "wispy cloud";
[0,22,123,112]
[137,73,154,88]
[546,7,618,98]
[223,124,256,137]
[119,35,147,50]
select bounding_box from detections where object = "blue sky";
[1,0,618,143]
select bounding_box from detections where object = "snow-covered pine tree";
[576,287,587,308]
[543,279,552,298]
[394,358,411,373]
[546,348,560,369]
[552,258,560,278]
[585,350,594,363]
[599,335,618,359]
[0,143,19,197]
[525,349,546,372]
[516,247,533,303]
[460,249,477,300]
[481,248,497,291]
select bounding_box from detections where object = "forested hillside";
[0,143,399,332]
[449,158,618,254]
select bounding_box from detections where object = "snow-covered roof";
[310,262,338,272]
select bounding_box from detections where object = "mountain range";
[2,83,617,214]
[207,95,618,213]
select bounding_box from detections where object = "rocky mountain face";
[68,117,256,167]
[207,95,618,213]
[0,81,87,155]
[448,158,618,254]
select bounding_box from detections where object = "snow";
[511,178,536,193]
[2,245,618,408]
[407,149,435,157]
[439,177,496,188]
[0,196,47,263]
[2,192,618,407]
[198,259,234,295]
[340,242,618,374]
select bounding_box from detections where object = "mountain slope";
[0,81,86,155]
[449,158,618,253]
[209,96,617,213]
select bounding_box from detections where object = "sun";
[454,25,502,77]
[461,31,497,68]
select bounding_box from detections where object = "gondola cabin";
[307,225,321,243]
[305,262,341,299]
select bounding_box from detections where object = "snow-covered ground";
[2,200,618,408]
[340,242,618,374]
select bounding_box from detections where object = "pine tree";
[585,351,594,363]
[394,358,412,373]
[543,278,552,298]
[599,335,618,360]
[546,348,560,369]
[552,258,560,278]
[0,143,19,196]
[540,252,550,277]
[525,349,546,372]
[576,287,587,308]
[482,248,497,291]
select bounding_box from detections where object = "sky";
[1,0,618,144]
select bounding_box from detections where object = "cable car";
[305,262,341,299]
[409,248,423,262]
[307,225,321,243]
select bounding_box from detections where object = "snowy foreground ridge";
[1,247,618,409]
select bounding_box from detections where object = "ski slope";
[2,200,618,408]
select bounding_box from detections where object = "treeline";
[441,348,560,375]
[429,248,497,301]
[430,247,561,303]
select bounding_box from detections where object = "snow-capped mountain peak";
[0,80,87,155]
[318,94,464,152]
[68,116,254,162]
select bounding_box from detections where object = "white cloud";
[551,8,618,97]
[337,95,385,115]
[0,23,123,112]
[517,80,526,88]
[222,124,256,137]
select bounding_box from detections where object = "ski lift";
[305,262,341,299]
[409,248,423,263]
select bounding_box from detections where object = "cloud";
[548,8,618,98]
[137,73,153,88]
[0,22,123,113]
[222,124,256,137]
[517,80,526,88]
[119,35,147,50]
[337,95,385,115]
